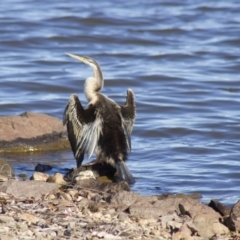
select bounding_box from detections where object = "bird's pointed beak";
[65,53,85,62]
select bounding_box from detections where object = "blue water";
[1,0,240,206]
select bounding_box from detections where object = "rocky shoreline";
[0,112,240,239]
[0,175,240,240]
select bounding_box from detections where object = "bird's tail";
[115,161,135,184]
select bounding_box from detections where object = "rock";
[172,231,193,240]
[0,158,14,177]
[111,193,188,218]
[178,223,194,237]
[129,195,179,219]
[75,178,130,194]
[0,112,69,153]
[60,192,72,201]
[212,236,233,240]
[0,180,59,200]
[68,189,79,200]
[19,213,40,224]
[75,170,96,180]
[32,172,49,182]
[64,160,117,182]
[212,220,229,235]
[178,197,221,219]
[110,191,142,206]
[228,200,240,231]
[0,235,16,240]
[17,222,28,231]
[117,212,129,221]
[103,233,122,240]
[177,198,229,238]
[209,199,231,216]
[130,202,164,219]
[18,173,27,180]
[34,163,53,172]
[0,174,9,182]
[47,173,66,185]
[77,198,90,210]
[93,231,122,240]
[0,216,15,223]
[160,212,183,229]
[193,214,229,238]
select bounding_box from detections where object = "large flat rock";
[0,112,70,152]
[0,180,59,200]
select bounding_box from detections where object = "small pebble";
[50,231,57,237]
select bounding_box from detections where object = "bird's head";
[66,53,101,74]
[66,53,104,101]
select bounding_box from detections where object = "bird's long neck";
[93,66,103,90]
[84,66,104,103]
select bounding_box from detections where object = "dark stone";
[223,216,234,231]
[208,199,231,217]
[64,229,71,237]
[35,163,53,172]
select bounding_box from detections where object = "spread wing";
[63,94,102,167]
[120,89,136,152]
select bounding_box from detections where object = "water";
[1,0,240,206]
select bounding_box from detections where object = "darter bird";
[63,53,136,184]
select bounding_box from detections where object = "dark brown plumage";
[63,54,136,184]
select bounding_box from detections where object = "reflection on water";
[1,0,240,205]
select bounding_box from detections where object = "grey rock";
[161,212,183,229]
[117,212,129,221]
[129,196,181,219]
[193,214,229,238]
[228,200,240,231]
[172,232,193,240]
[110,191,141,206]
[17,222,28,231]
[0,236,17,240]
[178,197,221,219]
[0,180,59,200]
[0,215,15,223]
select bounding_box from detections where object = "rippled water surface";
[1,0,240,205]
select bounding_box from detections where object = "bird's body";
[63,54,136,184]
